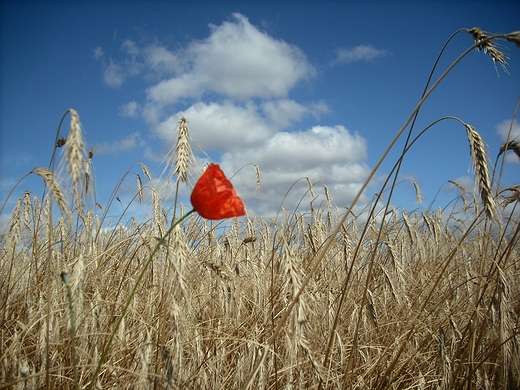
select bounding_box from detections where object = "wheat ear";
[32,167,67,214]
[499,140,520,160]
[163,116,193,184]
[505,31,520,50]
[66,109,85,189]
[467,27,507,71]
[465,124,495,219]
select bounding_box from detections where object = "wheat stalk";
[505,30,520,50]
[139,162,152,180]
[466,27,508,72]
[66,109,85,189]
[499,139,520,160]
[500,185,520,206]
[254,164,261,190]
[465,124,495,220]
[84,150,93,194]
[413,181,422,204]
[164,116,193,184]
[32,167,67,214]
[136,173,143,203]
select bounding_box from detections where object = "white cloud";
[97,13,375,215]
[219,125,371,216]
[93,46,104,60]
[121,39,140,56]
[261,99,329,128]
[496,119,520,140]
[233,125,367,171]
[144,44,183,75]
[96,13,315,98]
[332,44,388,65]
[98,40,145,87]
[154,101,271,153]
[154,100,329,153]
[188,14,313,97]
[103,59,127,87]
[95,132,143,154]
[119,101,140,117]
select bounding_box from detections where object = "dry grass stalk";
[282,245,311,386]
[467,27,508,71]
[306,177,315,198]
[84,149,94,193]
[163,116,193,184]
[139,162,152,180]
[401,210,416,247]
[4,28,520,388]
[167,224,190,299]
[32,167,67,214]
[448,180,467,193]
[151,188,164,235]
[464,124,496,219]
[254,164,261,190]
[500,185,520,206]
[66,109,85,188]
[499,139,520,160]
[22,190,31,232]
[324,184,332,207]
[2,181,519,389]
[136,173,143,203]
[506,31,520,50]
[413,181,422,204]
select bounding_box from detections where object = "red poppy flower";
[190,163,245,220]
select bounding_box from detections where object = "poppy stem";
[88,209,196,390]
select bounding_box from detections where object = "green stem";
[87,209,195,390]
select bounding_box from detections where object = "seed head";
[467,27,508,72]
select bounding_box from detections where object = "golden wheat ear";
[499,140,520,160]
[467,27,508,72]
[66,109,85,189]
[163,116,193,184]
[465,124,496,220]
[32,167,68,214]
[505,31,520,49]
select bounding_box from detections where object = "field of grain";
[1,28,519,390]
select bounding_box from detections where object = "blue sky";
[1,1,519,228]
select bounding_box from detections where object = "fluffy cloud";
[219,125,371,216]
[94,132,143,154]
[97,40,145,87]
[332,44,388,65]
[496,118,520,141]
[119,101,140,117]
[97,13,374,215]
[147,13,314,105]
[154,99,329,153]
[97,13,314,100]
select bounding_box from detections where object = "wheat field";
[1,28,520,390]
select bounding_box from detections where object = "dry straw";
[464,124,496,219]
[505,30,520,50]
[84,149,93,193]
[413,181,422,204]
[4,27,520,390]
[467,27,508,72]
[139,162,152,180]
[164,116,193,184]
[66,109,85,189]
[499,139,520,160]
[32,167,67,214]
[136,173,144,203]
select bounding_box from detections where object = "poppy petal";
[190,164,245,220]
